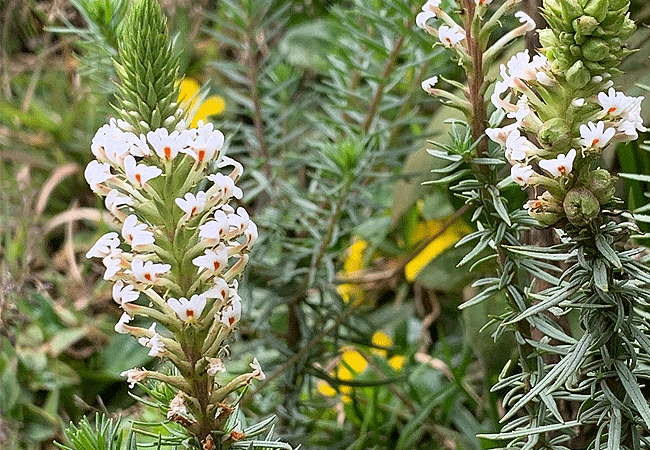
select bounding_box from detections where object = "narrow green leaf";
[614,360,650,428]
[595,234,622,269]
[593,259,609,292]
[479,420,581,440]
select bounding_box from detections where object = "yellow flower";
[371,331,392,358]
[388,355,406,371]
[404,217,471,282]
[338,348,367,380]
[178,77,225,128]
[337,239,368,303]
[316,379,337,397]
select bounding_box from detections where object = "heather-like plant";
[59,0,293,449]
[418,0,650,447]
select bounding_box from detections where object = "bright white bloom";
[138,322,157,347]
[227,207,251,237]
[105,189,133,216]
[217,156,244,181]
[192,246,229,274]
[220,294,242,328]
[124,155,162,188]
[103,252,123,280]
[579,121,615,148]
[597,88,631,116]
[207,358,227,376]
[86,232,120,259]
[421,76,439,95]
[147,333,165,357]
[146,128,189,160]
[184,123,224,163]
[514,11,536,31]
[207,172,242,201]
[500,51,548,89]
[128,134,152,157]
[175,191,207,221]
[536,71,555,86]
[120,367,147,388]
[112,280,140,306]
[486,123,519,145]
[204,278,230,302]
[131,257,171,284]
[490,79,515,113]
[244,221,259,248]
[510,164,536,186]
[199,211,230,241]
[84,160,113,193]
[115,312,132,334]
[249,357,265,381]
[505,129,538,163]
[416,10,436,29]
[539,149,577,177]
[572,98,585,107]
[167,294,207,322]
[438,25,466,47]
[122,215,155,249]
[166,393,188,419]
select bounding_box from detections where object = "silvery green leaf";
[614,360,650,428]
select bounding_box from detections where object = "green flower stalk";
[82,0,286,448]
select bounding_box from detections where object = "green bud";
[582,38,608,61]
[566,60,590,88]
[583,0,608,22]
[570,44,582,57]
[619,16,636,40]
[563,187,601,226]
[561,0,584,22]
[582,169,617,204]
[539,29,557,49]
[559,32,576,46]
[573,15,599,35]
[608,0,628,10]
[528,191,565,227]
[538,118,572,151]
[543,0,564,17]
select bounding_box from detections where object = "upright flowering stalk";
[83,0,271,447]
[419,0,650,447]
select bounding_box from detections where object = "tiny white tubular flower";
[120,367,147,388]
[104,142,132,169]
[115,312,132,334]
[85,160,113,193]
[207,172,242,201]
[167,294,207,322]
[249,357,265,381]
[486,122,519,145]
[438,25,466,47]
[175,191,207,221]
[193,245,229,275]
[103,252,124,280]
[166,393,188,419]
[112,280,140,306]
[228,207,250,233]
[220,293,242,328]
[416,10,436,29]
[538,149,577,177]
[421,75,439,95]
[536,71,555,86]
[86,232,121,259]
[204,278,230,302]
[218,156,244,181]
[128,134,152,157]
[122,215,155,249]
[147,128,189,160]
[207,358,227,376]
[147,333,165,357]
[199,211,230,242]
[597,87,631,116]
[131,257,171,284]
[505,129,538,163]
[514,11,536,32]
[124,155,162,188]
[244,221,259,248]
[490,79,516,113]
[184,123,224,164]
[579,121,615,149]
[510,164,536,186]
[105,189,133,216]
[138,322,157,347]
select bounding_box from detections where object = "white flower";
[167,294,207,322]
[84,160,112,193]
[538,149,577,177]
[207,172,242,201]
[572,98,585,107]
[510,164,536,186]
[166,393,188,419]
[131,257,171,284]
[597,88,632,117]
[192,245,229,275]
[105,189,133,216]
[112,280,140,306]
[199,211,230,242]
[175,191,207,221]
[217,156,244,181]
[438,25,466,47]
[86,232,121,259]
[416,10,436,29]
[505,129,538,163]
[421,0,441,11]
[204,278,230,302]
[501,51,548,87]
[120,367,147,388]
[103,252,123,280]
[207,358,227,376]
[514,11,536,32]
[146,128,189,160]
[244,221,259,248]
[138,322,157,347]
[249,357,265,381]
[128,134,152,157]
[115,312,132,334]
[220,294,242,328]
[122,215,155,249]
[579,121,615,148]
[147,333,165,357]
[124,155,162,188]
[486,123,519,145]
[490,79,515,113]
[421,76,439,95]
[184,123,224,163]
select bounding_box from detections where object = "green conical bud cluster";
[113,0,183,134]
[540,0,635,89]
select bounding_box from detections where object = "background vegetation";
[1,0,649,449]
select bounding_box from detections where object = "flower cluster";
[85,117,262,431]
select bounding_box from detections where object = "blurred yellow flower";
[388,355,406,371]
[337,239,368,303]
[371,331,392,358]
[404,217,470,282]
[178,77,225,128]
[316,379,337,397]
[338,348,367,380]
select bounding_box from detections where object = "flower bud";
[619,17,636,40]
[563,187,600,226]
[538,118,572,151]
[560,0,584,23]
[527,191,565,227]
[582,38,608,62]
[572,15,599,36]
[583,0,608,22]
[582,169,617,204]
[566,60,590,88]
